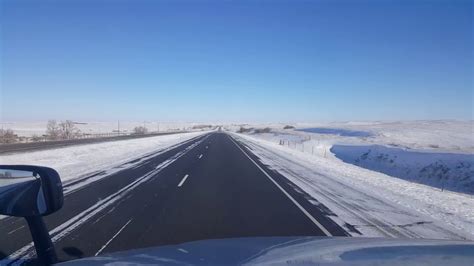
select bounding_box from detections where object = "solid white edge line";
[178,174,189,187]
[228,135,333,237]
[95,218,133,256]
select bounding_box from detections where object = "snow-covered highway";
[1,132,348,264]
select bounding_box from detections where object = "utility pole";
[117,120,120,136]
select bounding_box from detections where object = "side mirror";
[0,165,64,265]
[0,165,63,217]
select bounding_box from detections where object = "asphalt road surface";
[0,132,348,265]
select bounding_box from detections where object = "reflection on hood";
[58,236,474,266]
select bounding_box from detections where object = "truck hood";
[58,236,474,265]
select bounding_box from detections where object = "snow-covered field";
[1,121,201,137]
[228,120,473,153]
[300,120,473,153]
[0,131,208,184]
[230,120,474,240]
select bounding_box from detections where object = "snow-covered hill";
[331,144,474,194]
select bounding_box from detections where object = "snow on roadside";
[0,131,208,184]
[232,121,473,196]
[233,132,474,240]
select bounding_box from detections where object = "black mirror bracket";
[25,216,58,265]
[0,165,63,265]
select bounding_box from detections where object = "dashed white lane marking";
[178,248,189,253]
[95,218,133,256]
[228,135,333,237]
[178,174,190,187]
[206,146,208,149]
[7,226,25,235]
[199,154,203,159]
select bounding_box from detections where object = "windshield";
[0,0,473,264]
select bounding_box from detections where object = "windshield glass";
[1,0,473,264]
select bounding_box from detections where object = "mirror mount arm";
[25,216,58,265]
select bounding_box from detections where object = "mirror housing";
[0,165,63,265]
[0,165,63,217]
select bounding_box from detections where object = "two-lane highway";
[1,132,347,264]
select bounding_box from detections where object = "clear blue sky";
[1,0,472,122]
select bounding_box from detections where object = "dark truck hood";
[58,236,474,265]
